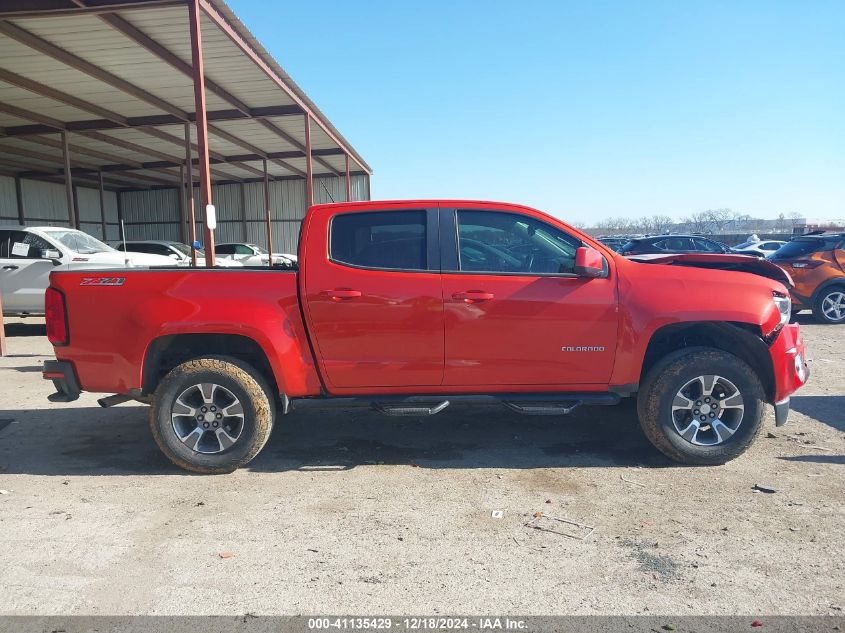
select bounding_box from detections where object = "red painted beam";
[188,0,214,267]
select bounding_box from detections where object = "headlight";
[773,292,791,328]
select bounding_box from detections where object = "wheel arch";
[142,333,279,401]
[811,278,845,305]
[639,321,775,403]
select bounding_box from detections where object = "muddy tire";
[813,286,845,324]
[637,348,765,465]
[149,356,275,474]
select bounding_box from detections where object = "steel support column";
[240,182,248,241]
[304,112,313,208]
[178,164,187,244]
[263,158,272,268]
[345,153,351,202]
[14,175,24,224]
[61,131,77,228]
[0,298,6,356]
[188,0,214,267]
[98,170,107,240]
[184,122,197,266]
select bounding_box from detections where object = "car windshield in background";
[170,243,192,257]
[47,230,113,254]
[251,244,268,255]
[771,238,841,259]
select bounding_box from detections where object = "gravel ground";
[0,316,842,615]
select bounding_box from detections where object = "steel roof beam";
[0,21,185,119]
[0,1,186,20]
[208,124,305,177]
[198,0,371,174]
[73,1,252,116]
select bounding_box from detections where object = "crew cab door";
[0,230,59,314]
[440,207,618,386]
[301,206,444,389]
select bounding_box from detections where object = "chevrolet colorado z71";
[42,200,809,473]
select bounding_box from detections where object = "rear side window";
[331,210,427,271]
[771,238,842,259]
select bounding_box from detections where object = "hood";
[627,253,793,287]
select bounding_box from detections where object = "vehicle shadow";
[790,395,844,432]
[0,399,669,476]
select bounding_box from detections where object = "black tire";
[637,348,765,465]
[813,286,845,324]
[149,356,275,474]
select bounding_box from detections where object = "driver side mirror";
[41,249,62,265]
[573,246,607,278]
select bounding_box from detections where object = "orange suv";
[769,233,845,323]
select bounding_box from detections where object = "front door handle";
[453,290,495,302]
[2,265,19,271]
[322,288,362,301]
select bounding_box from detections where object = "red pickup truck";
[42,200,809,473]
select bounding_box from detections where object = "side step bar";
[292,392,621,417]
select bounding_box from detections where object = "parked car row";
[592,231,843,324]
[0,227,298,316]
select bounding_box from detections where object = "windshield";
[251,244,268,255]
[770,237,842,259]
[168,243,193,256]
[46,230,113,254]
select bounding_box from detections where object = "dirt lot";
[0,316,842,615]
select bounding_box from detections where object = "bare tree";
[684,211,710,233]
[702,208,736,232]
[787,211,805,228]
[650,214,674,234]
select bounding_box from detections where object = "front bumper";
[43,360,81,403]
[768,323,809,426]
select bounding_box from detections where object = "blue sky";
[232,0,844,223]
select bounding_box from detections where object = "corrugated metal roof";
[0,0,370,191]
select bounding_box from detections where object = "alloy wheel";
[170,383,245,454]
[671,375,744,446]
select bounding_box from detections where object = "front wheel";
[149,357,275,474]
[814,287,845,324]
[637,348,765,465]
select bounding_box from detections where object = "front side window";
[456,210,579,274]
[1,231,55,259]
[693,238,722,253]
[331,210,427,271]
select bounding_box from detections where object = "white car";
[113,240,243,268]
[0,226,173,316]
[731,240,787,257]
[215,242,297,267]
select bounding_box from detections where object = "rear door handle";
[2,265,19,271]
[453,290,495,302]
[322,288,362,300]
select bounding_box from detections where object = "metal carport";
[0,0,372,354]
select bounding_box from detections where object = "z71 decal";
[80,277,125,286]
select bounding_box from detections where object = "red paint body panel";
[47,270,320,396]
[46,199,808,410]
[769,323,808,402]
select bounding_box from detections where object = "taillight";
[790,260,823,269]
[45,287,68,346]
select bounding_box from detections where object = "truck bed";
[49,268,320,397]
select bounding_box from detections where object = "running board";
[373,401,450,416]
[503,400,581,415]
[291,392,621,416]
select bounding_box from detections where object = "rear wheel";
[814,287,845,324]
[637,348,765,465]
[149,356,275,474]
